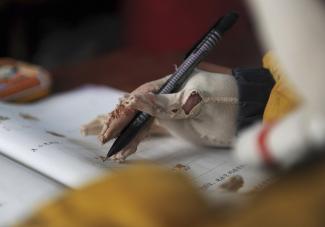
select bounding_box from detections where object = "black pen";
[105,11,239,160]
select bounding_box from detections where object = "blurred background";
[0,0,265,92]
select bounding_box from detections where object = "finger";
[128,92,180,118]
[128,90,203,120]
[108,121,168,162]
[109,153,118,161]
[99,101,137,144]
[131,75,171,96]
[98,75,170,143]
[80,115,107,136]
[109,120,152,162]
[99,75,172,144]
[112,147,136,163]
[149,119,170,136]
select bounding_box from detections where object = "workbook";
[0,86,271,194]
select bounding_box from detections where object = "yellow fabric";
[17,160,325,227]
[262,52,301,123]
[17,164,210,227]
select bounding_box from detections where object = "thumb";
[128,90,202,120]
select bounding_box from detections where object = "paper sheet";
[0,154,62,225]
[0,85,271,193]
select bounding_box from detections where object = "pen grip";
[160,12,238,94]
[157,24,224,94]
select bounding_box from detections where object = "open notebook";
[0,86,271,194]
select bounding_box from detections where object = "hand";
[81,64,239,162]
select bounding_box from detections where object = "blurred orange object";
[0,58,51,102]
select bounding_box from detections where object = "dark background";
[0,0,265,91]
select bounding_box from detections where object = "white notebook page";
[0,86,271,193]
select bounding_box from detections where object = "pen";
[105,11,239,160]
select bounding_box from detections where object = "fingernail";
[99,127,115,144]
[110,154,117,160]
[117,158,125,163]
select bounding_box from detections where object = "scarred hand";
[81,63,239,162]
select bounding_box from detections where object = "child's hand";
[82,66,239,162]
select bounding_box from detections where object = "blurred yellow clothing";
[17,161,325,227]
[262,52,301,123]
[17,164,211,227]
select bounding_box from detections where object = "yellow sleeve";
[16,164,209,227]
[262,52,301,123]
